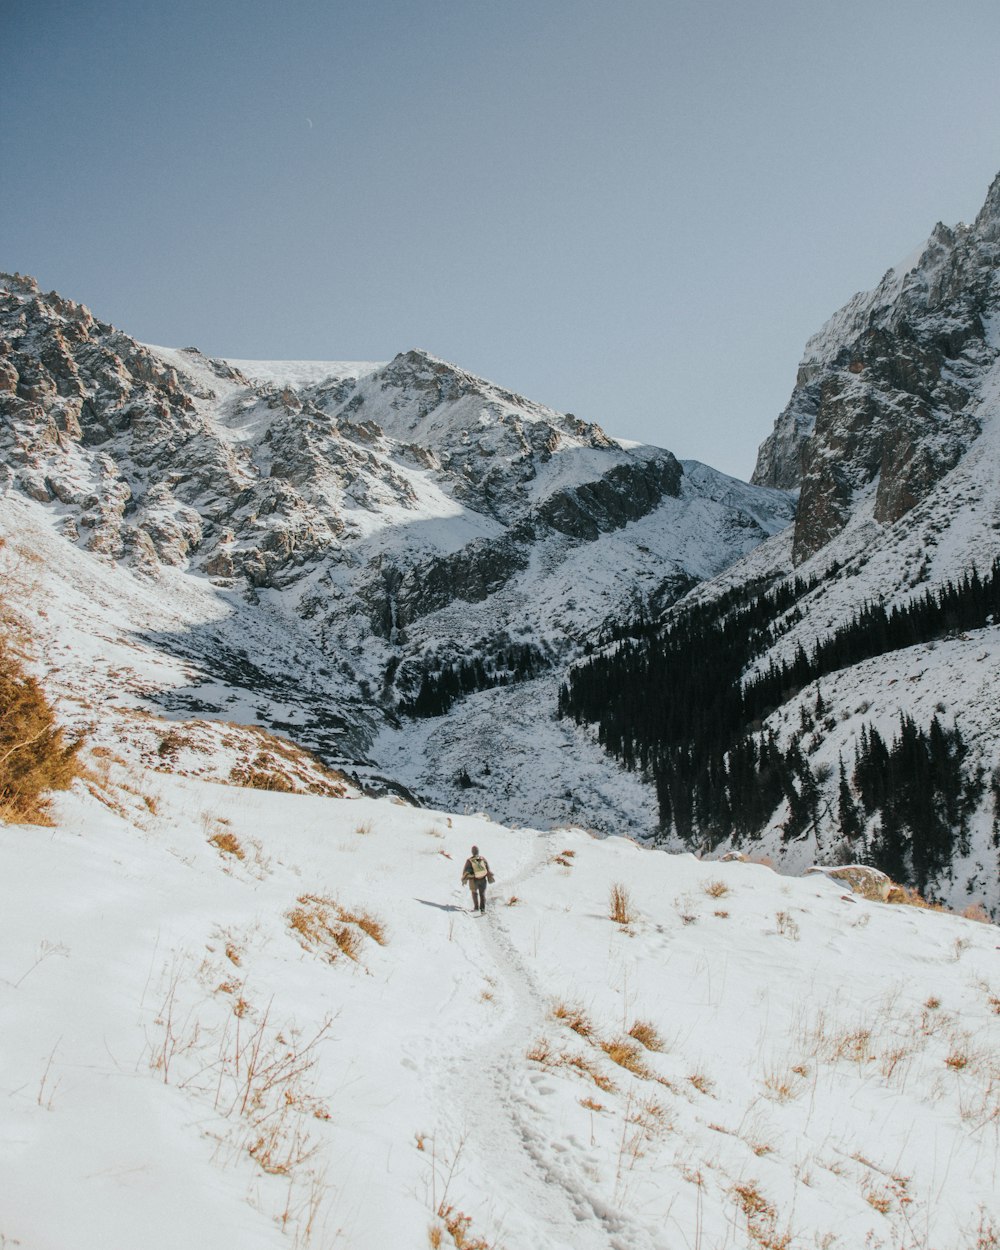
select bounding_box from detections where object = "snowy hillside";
[2,765,998,1250]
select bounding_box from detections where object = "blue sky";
[3,0,998,478]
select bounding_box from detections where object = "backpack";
[470,855,488,879]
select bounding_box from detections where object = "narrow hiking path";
[420,831,668,1250]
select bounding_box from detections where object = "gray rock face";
[753,172,1000,563]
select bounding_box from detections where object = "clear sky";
[3,0,998,479]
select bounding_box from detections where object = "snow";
[223,359,385,389]
[1,769,997,1250]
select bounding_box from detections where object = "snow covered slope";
[2,766,997,1250]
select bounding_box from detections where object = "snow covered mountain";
[0,270,793,830]
[564,173,1000,913]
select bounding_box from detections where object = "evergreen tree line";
[843,714,980,893]
[400,641,554,718]
[559,558,998,854]
[558,573,824,845]
[745,558,1000,716]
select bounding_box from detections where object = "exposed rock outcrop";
[753,173,1000,563]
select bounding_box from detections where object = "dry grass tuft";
[505,895,521,907]
[526,1037,554,1065]
[561,1052,617,1093]
[354,819,374,836]
[287,893,386,962]
[579,1096,605,1112]
[526,1039,617,1092]
[945,1049,970,1071]
[609,882,635,926]
[862,1181,893,1215]
[228,752,295,792]
[337,906,388,946]
[732,1181,773,1221]
[762,1068,800,1102]
[775,910,800,940]
[703,878,730,898]
[730,1181,791,1249]
[687,1070,715,1096]
[831,1028,874,1064]
[627,1019,665,1052]
[0,635,83,824]
[600,1038,652,1079]
[209,829,245,859]
[879,1045,910,1080]
[436,1204,492,1250]
[974,1208,1000,1249]
[552,1001,596,1039]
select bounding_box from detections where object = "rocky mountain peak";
[752,172,1000,562]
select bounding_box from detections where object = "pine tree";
[838,756,863,842]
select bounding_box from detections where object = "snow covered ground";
[2,764,997,1250]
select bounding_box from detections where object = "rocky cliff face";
[753,173,1000,564]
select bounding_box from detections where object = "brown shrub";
[551,1001,596,1039]
[561,1052,617,1092]
[436,1204,491,1250]
[338,906,387,945]
[609,882,635,926]
[287,893,384,962]
[600,1038,652,1078]
[0,636,82,823]
[229,752,295,792]
[209,829,245,859]
[687,1070,715,1095]
[627,1019,665,1052]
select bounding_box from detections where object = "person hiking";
[461,845,494,913]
